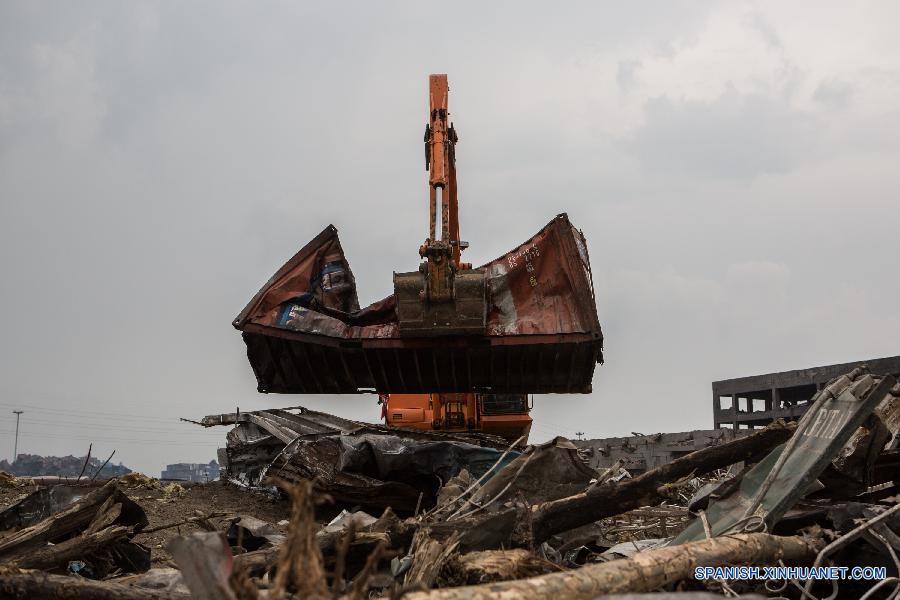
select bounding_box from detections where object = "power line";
[0,416,224,436]
[0,428,224,446]
[0,400,212,425]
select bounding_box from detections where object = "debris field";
[0,366,897,599]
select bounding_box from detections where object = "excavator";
[383,75,532,442]
[233,75,603,445]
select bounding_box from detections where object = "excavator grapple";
[234,75,603,395]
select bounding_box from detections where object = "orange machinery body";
[383,393,532,444]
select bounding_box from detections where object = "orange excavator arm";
[425,74,462,264]
[394,75,485,336]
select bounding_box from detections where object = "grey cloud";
[2,2,899,474]
[617,60,641,93]
[627,87,819,179]
[813,79,854,109]
[743,11,784,52]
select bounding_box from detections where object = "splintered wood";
[270,479,330,600]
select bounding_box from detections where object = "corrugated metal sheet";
[234,213,603,394]
[673,371,897,544]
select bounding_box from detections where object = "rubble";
[199,405,519,513]
[672,369,896,543]
[1,366,897,598]
[0,480,149,577]
[574,429,751,476]
[119,472,160,489]
[0,472,26,489]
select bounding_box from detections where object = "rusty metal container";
[234,213,603,394]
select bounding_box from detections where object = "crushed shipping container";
[234,213,603,395]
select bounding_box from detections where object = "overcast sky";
[2,2,899,476]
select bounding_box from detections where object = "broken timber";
[0,572,184,600]
[402,532,823,600]
[321,420,796,554]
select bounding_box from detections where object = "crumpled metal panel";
[206,406,517,512]
[234,213,603,394]
[672,371,897,545]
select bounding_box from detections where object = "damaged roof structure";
[201,406,519,513]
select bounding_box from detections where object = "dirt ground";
[127,481,293,565]
[0,479,294,566]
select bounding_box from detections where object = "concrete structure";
[712,355,900,430]
[573,429,746,475]
[161,460,220,482]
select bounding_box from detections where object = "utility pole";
[575,431,585,441]
[12,411,23,463]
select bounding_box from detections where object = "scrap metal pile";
[198,406,518,513]
[0,367,898,597]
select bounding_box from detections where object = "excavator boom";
[394,75,487,336]
[425,74,460,258]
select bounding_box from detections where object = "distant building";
[0,454,131,478]
[712,355,900,430]
[161,460,220,482]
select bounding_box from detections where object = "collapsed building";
[0,364,897,598]
[570,355,900,478]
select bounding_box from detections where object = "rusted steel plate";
[234,214,603,394]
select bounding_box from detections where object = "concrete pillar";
[732,393,738,430]
[713,390,719,428]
